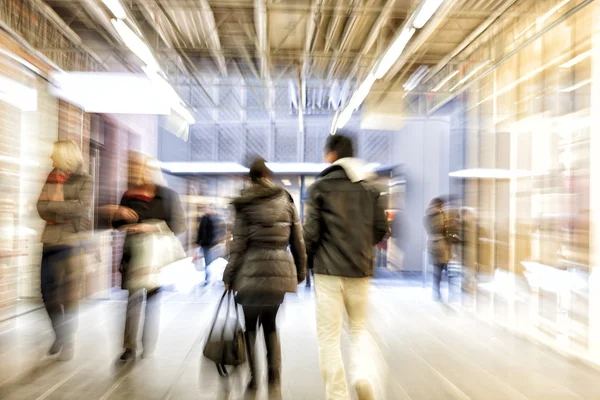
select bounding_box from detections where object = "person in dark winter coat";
[223,158,306,395]
[303,134,388,400]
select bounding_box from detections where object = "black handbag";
[203,290,247,377]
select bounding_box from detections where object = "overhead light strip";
[333,0,447,133]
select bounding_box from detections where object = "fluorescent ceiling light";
[413,0,445,29]
[336,108,353,130]
[112,19,160,71]
[559,79,591,93]
[266,163,331,174]
[161,162,249,174]
[404,65,429,91]
[281,179,292,186]
[103,0,127,20]
[560,50,592,68]
[375,27,415,79]
[432,70,458,92]
[449,168,544,179]
[515,0,570,40]
[348,73,377,111]
[0,76,37,111]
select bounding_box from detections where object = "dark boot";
[265,331,281,392]
[245,331,257,391]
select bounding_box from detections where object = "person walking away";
[109,152,185,362]
[37,140,92,361]
[196,205,225,284]
[223,158,306,397]
[303,134,388,400]
[424,197,452,301]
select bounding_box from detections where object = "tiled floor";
[1,281,600,400]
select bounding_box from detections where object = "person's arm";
[302,183,322,257]
[223,210,247,288]
[289,202,307,283]
[373,190,388,245]
[37,175,92,222]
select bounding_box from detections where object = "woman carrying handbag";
[222,158,306,397]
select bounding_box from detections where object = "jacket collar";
[319,157,377,183]
[232,180,285,209]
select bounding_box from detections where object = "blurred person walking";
[303,134,388,400]
[196,204,225,284]
[109,152,185,362]
[223,158,306,397]
[37,140,92,360]
[424,197,454,302]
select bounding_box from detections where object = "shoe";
[355,379,375,400]
[48,340,62,356]
[58,344,74,361]
[119,349,136,362]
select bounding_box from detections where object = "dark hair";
[430,197,445,208]
[249,158,272,183]
[325,134,354,159]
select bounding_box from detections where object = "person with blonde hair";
[37,140,92,360]
[108,151,185,362]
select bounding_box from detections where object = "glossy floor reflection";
[2,281,600,400]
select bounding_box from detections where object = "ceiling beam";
[254,0,270,80]
[196,0,228,76]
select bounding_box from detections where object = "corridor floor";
[2,282,600,400]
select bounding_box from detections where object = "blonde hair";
[128,151,166,187]
[52,140,83,172]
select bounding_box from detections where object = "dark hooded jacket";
[303,158,388,278]
[223,179,306,306]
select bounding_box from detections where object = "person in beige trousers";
[303,134,388,400]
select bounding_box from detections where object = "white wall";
[392,117,451,272]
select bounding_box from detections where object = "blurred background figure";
[37,140,92,361]
[424,196,453,302]
[223,158,306,398]
[196,204,226,285]
[107,151,185,362]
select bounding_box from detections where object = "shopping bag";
[203,290,246,377]
[124,220,187,293]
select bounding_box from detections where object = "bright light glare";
[336,108,353,129]
[449,168,544,179]
[112,19,160,71]
[161,162,250,174]
[348,73,377,110]
[266,163,331,174]
[0,155,39,167]
[282,179,292,186]
[559,79,591,93]
[413,0,445,29]
[375,28,415,79]
[432,70,459,92]
[449,62,489,92]
[0,76,37,111]
[403,65,429,91]
[102,0,127,19]
[560,50,592,68]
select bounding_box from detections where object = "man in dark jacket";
[196,205,224,284]
[303,134,388,400]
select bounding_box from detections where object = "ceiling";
[41,0,509,116]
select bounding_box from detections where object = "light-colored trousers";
[314,274,372,400]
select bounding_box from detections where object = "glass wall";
[456,0,599,361]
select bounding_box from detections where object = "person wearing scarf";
[37,140,92,361]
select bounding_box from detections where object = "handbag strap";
[206,290,229,342]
